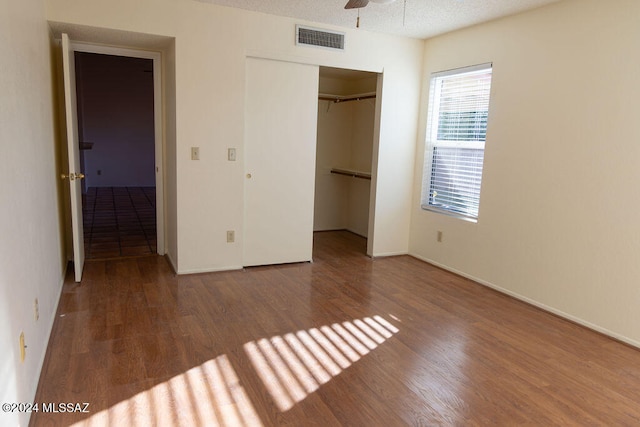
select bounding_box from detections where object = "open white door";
[61,33,85,282]
[244,58,319,266]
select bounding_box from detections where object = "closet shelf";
[319,92,376,104]
[331,168,371,180]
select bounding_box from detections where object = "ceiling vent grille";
[296,25,345,51]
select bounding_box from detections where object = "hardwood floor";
[32,231,640,426]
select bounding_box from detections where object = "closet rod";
[318,92,376,104]
[330,168,372,180]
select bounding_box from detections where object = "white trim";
[420,205,479,223]
[409,252,640,350]
[372,251,408,258]
[165,252,178,274]
[164,246,239,275]
[177,265,244,275]
[422,64,492,221]
[69,42,166,256]
[367,72,383,257]
[71,42,161,60]
[431,62,492,78]
[244,49,383,74]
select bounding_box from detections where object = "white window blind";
[422,64,492,220]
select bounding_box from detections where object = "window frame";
[421,63,493,222]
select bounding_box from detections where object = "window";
[421,63,493,221]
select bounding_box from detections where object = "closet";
[314,67,378,245]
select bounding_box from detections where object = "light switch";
[228,148,236,161]
[191,147,200,160]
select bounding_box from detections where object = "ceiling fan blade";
[345,0,369,9]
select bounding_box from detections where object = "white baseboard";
[165,252,178,274]
[164,254,242,276]
[176,265,244,275]
[372,251,408,258]
[409,252,640,350]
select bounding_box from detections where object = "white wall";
[46,0,424,272]
[315,100,350,231]
[410,0,640,346]
[347,178,371,237]
[0,1,66,425]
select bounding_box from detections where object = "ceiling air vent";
[296,25,345,51]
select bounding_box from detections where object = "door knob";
[75,173,85,180]
[61,173,70,180]
[246,173,252,179]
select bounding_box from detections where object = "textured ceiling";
[195,0,562,39]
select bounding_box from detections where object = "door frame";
[315,66,383,258]
[70,42,165,256]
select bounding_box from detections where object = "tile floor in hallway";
[82,187,156,259]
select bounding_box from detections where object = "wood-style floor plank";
[31,231,640,426]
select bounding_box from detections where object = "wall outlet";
[191,147,200,160]
[19,332,26,363]
[227,230,235,243]
[97,170,102,176]
[437,231,443,243]
[228,148,236,161]
[34,298,39,321]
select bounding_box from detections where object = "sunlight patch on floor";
[67,315,400,425]
[244,315,400,412]
[71,355,262,427]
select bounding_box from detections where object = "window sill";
[420,205,478,223]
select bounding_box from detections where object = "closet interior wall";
[314,68,377,238]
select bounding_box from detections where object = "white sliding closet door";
[244,58,319,266]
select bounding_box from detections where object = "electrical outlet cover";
[19,332,25,362]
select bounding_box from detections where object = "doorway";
[314,67,379,255]
[72,46,164,260]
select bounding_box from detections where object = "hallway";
[83,187,156,259]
